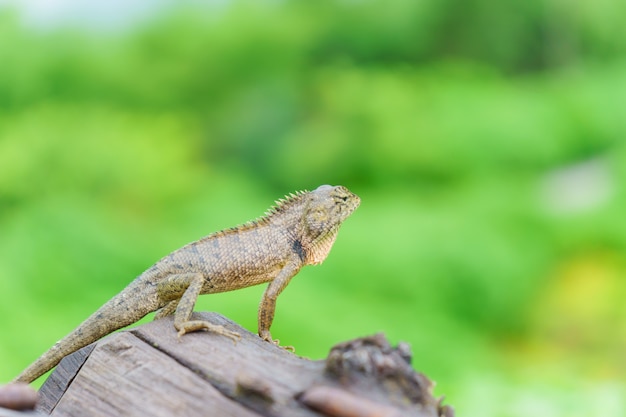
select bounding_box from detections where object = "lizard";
[13,184,360,384]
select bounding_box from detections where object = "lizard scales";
[14,185,360,384]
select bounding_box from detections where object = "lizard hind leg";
[154,300,178,320]
[157,272,240,343]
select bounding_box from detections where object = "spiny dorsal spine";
[200,189,310,240]
[263,189,309,219]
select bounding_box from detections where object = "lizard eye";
[333,193,348,203]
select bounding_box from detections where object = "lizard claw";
[273,340,295,352]
[260,333,295,352]
[224,330,242,345]
[281,344,296,353]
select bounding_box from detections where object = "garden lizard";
[13,184,360,384]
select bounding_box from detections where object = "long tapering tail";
[13,279,159,384]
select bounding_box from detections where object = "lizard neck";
[267,213,338,266]
[304,228,339,265]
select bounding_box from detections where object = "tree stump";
[36,312,453,417]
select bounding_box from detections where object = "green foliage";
[1,2,625,414]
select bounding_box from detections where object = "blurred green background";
[1,0,625,415]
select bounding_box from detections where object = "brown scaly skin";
[13,185,360,384]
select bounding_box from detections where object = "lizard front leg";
[258,260,301,346]
[157,272,240,342]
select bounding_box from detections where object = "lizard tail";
[13,279,158,384]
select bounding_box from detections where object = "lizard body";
[14,184,360,383]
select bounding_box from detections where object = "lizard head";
[300,185,360,264]
[265,184,360,264]
[304,185,360,234]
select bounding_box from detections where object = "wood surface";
[36,313,453,417]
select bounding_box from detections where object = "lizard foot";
[260,332,295,352]
[280,343,296,353]
[177,320,241,344]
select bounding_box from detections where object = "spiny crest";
[263,189,309,219]
[207,189,309,238]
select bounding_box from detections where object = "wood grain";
[37,313,453,417]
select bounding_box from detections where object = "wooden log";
[37,313,453,417]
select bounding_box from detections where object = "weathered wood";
[38,345,95,414]
[37,313,453,417]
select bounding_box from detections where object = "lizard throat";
[306,229,339,265]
